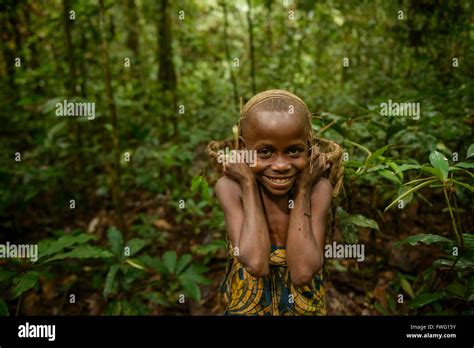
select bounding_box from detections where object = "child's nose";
[271,155,291,172]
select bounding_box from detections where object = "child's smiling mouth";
[263,175,296,190]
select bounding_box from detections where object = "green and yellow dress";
[219,241,326,316]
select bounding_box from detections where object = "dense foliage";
[0,0,472,315]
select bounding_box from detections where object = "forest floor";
[12,190,452,316]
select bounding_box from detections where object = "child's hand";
[297,147,330,191]
[223,161,255,186]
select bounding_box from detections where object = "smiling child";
[213,89,340,315]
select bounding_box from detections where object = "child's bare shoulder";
[311,177,333,201]
[215,176,242,202]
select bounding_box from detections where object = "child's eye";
[258,148,272,158]
[288,147,303,156]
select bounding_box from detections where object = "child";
[210,89,343,315]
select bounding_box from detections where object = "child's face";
[242,110,309,196]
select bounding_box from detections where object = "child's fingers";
[317,154,330,173]
[311,147,321,161]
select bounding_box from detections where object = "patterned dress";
[219,241,326,316]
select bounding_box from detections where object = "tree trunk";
[246,0,256,94]
[157,0,177,139]
[99,0,127,235]
[264,0,274,55]
[221,0,239,109]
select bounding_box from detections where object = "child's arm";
[215,164,271,277]
[287,150,332,286]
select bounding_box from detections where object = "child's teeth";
[269,177,291,184]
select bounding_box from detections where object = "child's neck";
[259,184,293,211]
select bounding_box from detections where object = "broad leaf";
[409,292,445,309]
[139,255,166,273]
[366,145,390,167]
[125,238,147,257]
[429,151,449,180]
[42,246,113,263]
[394,164,421,173]
[347,214,380,231]
[454,162,474,169]
[452,180,474,192]
[163,251,177,274]
[395,234,454,248]
[145,292,169,306]
[433,258,474,271]
[107,227,123,256]
[11,272,39,299]
[467,144,474,159]
[176,254,192,275]
[400,278,415,299]
[38,233,95,259]
[378,169,402,184]
[103,264,120,298]
[179,276,201,302]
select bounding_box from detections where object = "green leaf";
[195,239,226,255]
[38,233,95,259]
[176,254,192,275]
[201,178,210,200]
[107,227,123,256]
[42,246,113,263]
[0,299,9,315]
[409,292,445,309]
[366,145,390,167]
[145,292,169,306]
[400,278,415,299]
[395,234,454,248]
[11,272,39,299]
[343,160,364,168]
[429,151,449,180]
[0,270,16,282]
[454,162,474,169]
[420,166,444,181]
[107,300,122,315]
[139,255,166,273]
[125,238,147,257]
[467,144,474,159]
[178,276,201,302]
[378,169,402,184]
[394,164,421,174]
[347,214,380,231]
[445,282,466,299]
[373,303,388,315]
[125,258,146,270]
[337,207,358,243]
[452,180,474,192]
[397,186,414,207]
[463,234,474,251]
[388,162,403,179]
[162,251,177,274]
[103,264,120,298]
[433,258,474,271]
[180,265,211,285]
[384,179,438,212]
[191,176,202,193]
